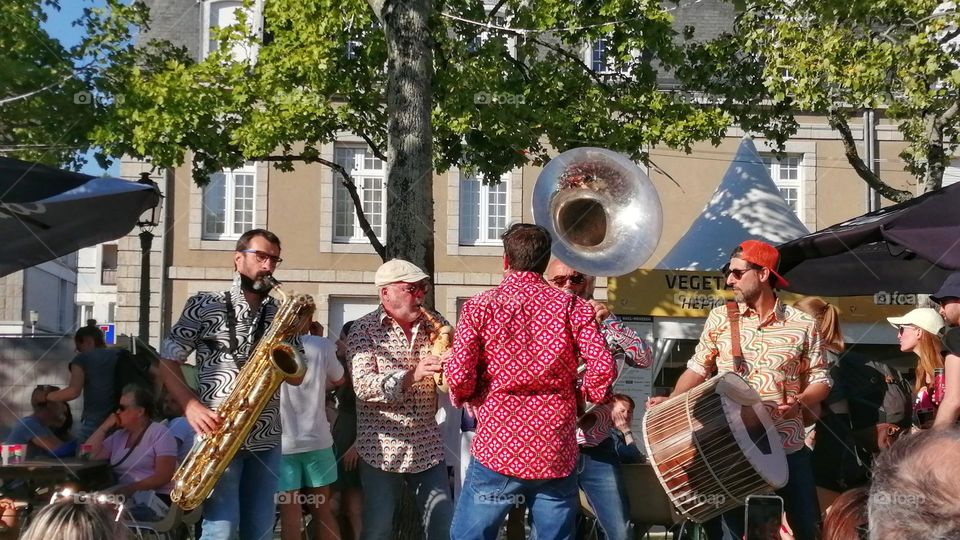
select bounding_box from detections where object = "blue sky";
[41,0,119,177]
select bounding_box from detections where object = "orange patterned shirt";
[687,299,830,454]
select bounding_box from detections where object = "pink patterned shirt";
[447,271,615,479]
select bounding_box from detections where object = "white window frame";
[202,163,258,241]
[201,0,263,62]
[333,146,387,244]
[466,9,517,57]
[761,153,804,220]
[458,172,511,246]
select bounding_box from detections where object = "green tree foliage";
[682,0,960,199]
[0,0,149,169]
[89,0,739,262]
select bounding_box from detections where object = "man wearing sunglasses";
[931,273,960,428]
[158,228,300,540]
[346,258,453,540]
[545,259,652,540]
[446,223,615,540]
[647,239,829,540]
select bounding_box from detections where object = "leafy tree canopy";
[682,0,960,199]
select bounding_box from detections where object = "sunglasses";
[397,282,429,294]
[550,273,586,287]
[724,267,756,280]
[897,324,917,336]
[239,249,283,265]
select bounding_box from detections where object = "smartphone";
[744,494,784,540]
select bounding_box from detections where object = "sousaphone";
[532,147,663,276]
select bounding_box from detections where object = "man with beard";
[158,229,301,540]
[347,259,453,540]
[647,240,829,540]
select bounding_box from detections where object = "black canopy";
[778,182,960,296]
[0,157,160,277]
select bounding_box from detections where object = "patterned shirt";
[347,306,447,474]
[160,273,283,452]
[577,316,653,447]
[687,299,830,454]
[447,271,615,479]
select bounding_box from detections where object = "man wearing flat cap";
[932,273,960,427]
[647,239,829,540]
[346,258,453,540]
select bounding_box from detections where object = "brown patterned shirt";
[687,299,830,454]
[347,306,447,473]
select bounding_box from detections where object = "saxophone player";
[347,258,454,540]
[158,229,302,540]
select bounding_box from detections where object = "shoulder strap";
[224,290,239,355]
[726,301,746,374]
[112,424,149,469]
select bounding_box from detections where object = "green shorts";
[278,447,338,492]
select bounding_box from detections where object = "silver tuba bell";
[532,147,663,276]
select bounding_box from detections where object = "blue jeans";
[452,458,578,540]
[703,447,820,540]
[201,445,281,540]
[578,451,629,540]
[78,417,100,442]
[359,460,453,540]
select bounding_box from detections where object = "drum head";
[716,373,789,488]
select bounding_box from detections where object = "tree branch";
[357,131,388,162]
[528,36,615,95]
[828,112,912,203]
[255,154,387,257]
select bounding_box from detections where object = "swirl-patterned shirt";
[687,299,830,454]
[347,306,447,474]
[447,271,616,479]
[160,274,282,452]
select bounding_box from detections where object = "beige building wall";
[117,116,917,345]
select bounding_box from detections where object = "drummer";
[647,240,829,540]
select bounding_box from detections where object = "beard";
[240,273,274,296]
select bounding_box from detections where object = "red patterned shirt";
[447,271,615,479]
[687,299,830,454]
[348,307,447,473]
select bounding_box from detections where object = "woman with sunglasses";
[887,308,945,429]
[86,384,177,517]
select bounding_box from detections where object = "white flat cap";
[374,258,429,287]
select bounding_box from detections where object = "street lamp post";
[136,172,163,344]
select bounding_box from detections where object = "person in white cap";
[346,258,453,540]
[887,307,945,428]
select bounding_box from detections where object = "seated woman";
[7,385,76,458]
[86,385,177,509]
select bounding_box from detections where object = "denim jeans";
[78,418,100,443]
[577,451,629,540]
[359,460,453,540]
[200,445,281,540]
[452,458,578,540]
[703,447,820,540]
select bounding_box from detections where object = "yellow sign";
[609,269,916,321]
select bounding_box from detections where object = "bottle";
[933,368,946,406]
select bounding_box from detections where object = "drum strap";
[725,301,746,375]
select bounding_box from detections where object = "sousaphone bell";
[533,147,663,276]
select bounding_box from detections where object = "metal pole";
[139,230,154,343]
[864,109,881,211]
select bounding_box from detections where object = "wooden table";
[0,459,113,499]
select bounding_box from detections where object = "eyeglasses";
[724,267,756,280]
[116,404,138,412]
[550,273,586,287]
[239,249,283,265]
[397,282,429,295]
[897,324,917,336]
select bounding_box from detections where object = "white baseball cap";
[887,307,945,336]
[374,259,429,287]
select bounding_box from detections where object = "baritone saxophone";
[170,276,315,511]
[420,307,452,392]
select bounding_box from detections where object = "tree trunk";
[366,1,435,538]
[376,0,435,281]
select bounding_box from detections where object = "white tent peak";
[655,137,810,271]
